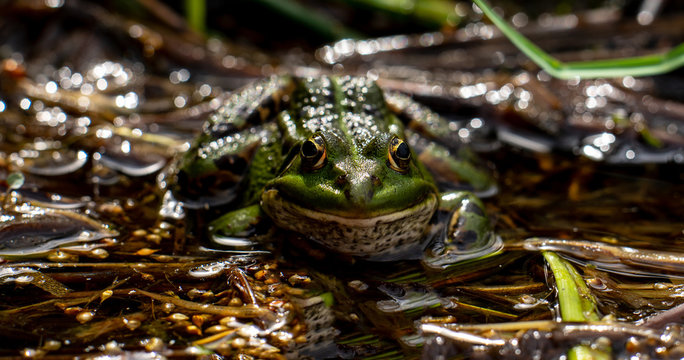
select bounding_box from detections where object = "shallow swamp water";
[0,1,683,359]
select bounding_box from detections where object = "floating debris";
[523,238,684,275]
[0,203,117,258]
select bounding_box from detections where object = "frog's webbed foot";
[207,204,265,248]
[423,191,502,269]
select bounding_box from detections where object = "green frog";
[172,75,500,266]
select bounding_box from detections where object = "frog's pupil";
[302,140,318,157]
[396,142,410,160]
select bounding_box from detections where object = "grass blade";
[472,0,684,79]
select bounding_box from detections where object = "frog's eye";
[388,136,410,173]
[300,134,327,171]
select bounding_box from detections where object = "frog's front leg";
[423,191,502,269]
[208,204,264,242]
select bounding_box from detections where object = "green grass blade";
[568,345,612,360]
[471,0,561,75]
[560,43,684,78]
[542,251,588,322]
[472,0,684,79]
[543,251,608,360]
[543,251,600,322]
[185,0,206,34]
[542,251,611,360]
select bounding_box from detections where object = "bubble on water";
[198,84,212,97]
[19,98,31,110]
[45,81,57,94]
[96,78,108,91]
[625,149,636,160]
[622,76,636,88]
[581,144,604,161]
[169,69,190,84]
[512,12,528,27]
[115,92,139,109]
[173,95,187,108]
[80,83,94,95]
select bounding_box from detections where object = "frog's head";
[261,127,439,256]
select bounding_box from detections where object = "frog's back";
[281,76,397,151]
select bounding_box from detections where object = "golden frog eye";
[388,136,410,173]
[300,134,327,170]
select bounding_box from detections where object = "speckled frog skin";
[173,75,500,265]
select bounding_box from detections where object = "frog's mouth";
[260,189,437,256]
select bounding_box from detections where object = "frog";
[170,75,501,267]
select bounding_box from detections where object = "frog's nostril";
[370,175,381,187]
[335,174,347,186]
[345,176,376,205]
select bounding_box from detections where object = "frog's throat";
[261,189,437,257]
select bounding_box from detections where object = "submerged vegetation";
[0,0,683,358]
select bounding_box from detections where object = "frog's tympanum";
[172,76,501,266]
